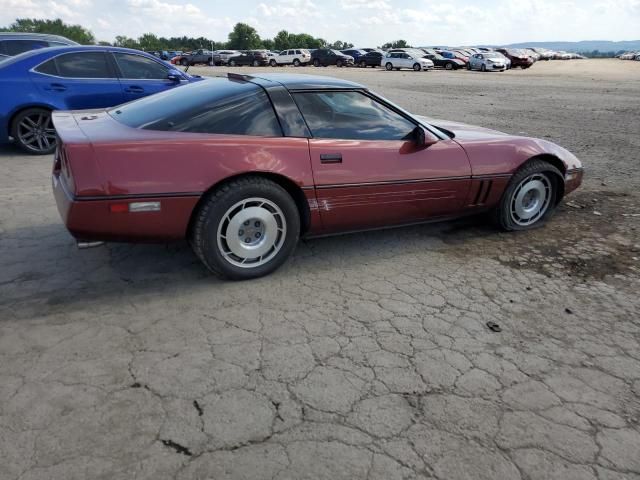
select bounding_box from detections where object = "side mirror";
[167,70,182,82]
[413,126,438,148]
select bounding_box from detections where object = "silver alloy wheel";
[17,112,56,153]
[509,173,552,226]
[216,197,287,268]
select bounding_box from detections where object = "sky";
[2,0,639,46]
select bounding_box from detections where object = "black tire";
[229,60,237,67]
[445,62,453,70]
[481,64,486,72]
[191,176,300,280]
[208,58,214,66]
[413,63,421,71]
[252,60,260,67]
[293,58,300,67]
[493,159,563,231]
[336,59,343,67]
[270,59,277,67]
[180,58,189,66]
[313,58,320,67]
[11,107,56,155]
[385,62,393,71]
[359,60,366,68]
[466,63,471,70]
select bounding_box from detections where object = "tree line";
[1,18,414,52]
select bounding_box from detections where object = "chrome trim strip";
[72,191,203,201]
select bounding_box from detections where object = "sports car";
[52,73,583,279]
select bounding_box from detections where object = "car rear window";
[0,39,50,56]
[109,78,282,137]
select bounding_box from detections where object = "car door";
[292,90,471,232]
[400,53,413,69]
[30,51,124,109]
[111,52,179,101]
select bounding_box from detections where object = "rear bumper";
[52,172,200,242]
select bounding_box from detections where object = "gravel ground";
[1,59,639,480]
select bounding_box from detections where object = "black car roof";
[227,72,364,90]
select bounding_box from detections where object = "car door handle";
[124,86,144,93]
[320,153,342,164]
[46,83,67,92]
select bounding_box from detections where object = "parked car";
[423,53,464,70]
[212,50,240,65]
[228,50,269,66]
[357,51,384,67]
[270,49,311,66]
[310,49,354,67]
[492,51,512,69]
[495,48,534,68]
[51,72,583,279]
[382,51,434,71]
[0,45,200,154]
[0,32,77,57]
[341,49,367,62]
[179,49,214,66]
[467,52,507,71]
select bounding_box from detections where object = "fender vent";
[472,180,493,206]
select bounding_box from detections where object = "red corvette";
[52,73,583,279]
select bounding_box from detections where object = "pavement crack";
[161,439,193,456]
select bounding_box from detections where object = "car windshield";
[331,50,343,55]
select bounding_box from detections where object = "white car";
[382,52,434,71]
[270,49,311,67]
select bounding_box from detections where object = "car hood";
[416,116,508,140]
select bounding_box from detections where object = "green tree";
[227,23,262,50]
[381,39,411,49]
[114,35,140,49]
[328,40,353,50]
[137,32,162,51]
[273,30,291,50]
[2,18,95,44]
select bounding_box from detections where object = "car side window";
[136,88,282,137]
[1,39,49,56]
[114,53,169,79]
[34,58,59,75]
[52,52,114,78]
[293,91,416,141]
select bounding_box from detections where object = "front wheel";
[270,59,277,67]
[481,64,486,72]
[313,58,320,67]
[180,58,189,66]
[359,60,366,68]
[336,59,343,67]
[445,62,453,70]
[229,60,237,67]
[413,63,421,71]
[191,177,300,280]
[11,108,56,155]
[466,63,471,70]
[252,60,260,67]
[493,160,562,231]
[385,62,393,70]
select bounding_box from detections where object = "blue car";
[0,45,201,154]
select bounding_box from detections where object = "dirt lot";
[1,59,640,480]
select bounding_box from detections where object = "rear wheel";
[466,63,471,70]
[293,58,301,67]
[493,160,562,231]
[313,58,320,67]
[11,108,56,155]
[359,60,366,68]
[252,60,260,67]
[385,62,393,70]
[413,63,421,71]
[180,58,189,66]
[191,177,300,280]
[229,59,237,67]
[481,64,486,72]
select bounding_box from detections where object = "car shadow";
[0,215,500,318]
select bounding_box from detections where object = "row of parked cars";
[169,45,586,72]
[618,51,640,60]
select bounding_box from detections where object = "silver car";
[467,52,507,72]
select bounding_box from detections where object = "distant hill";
[503,40,640,52]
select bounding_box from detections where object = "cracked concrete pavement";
[1,60,640,479]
